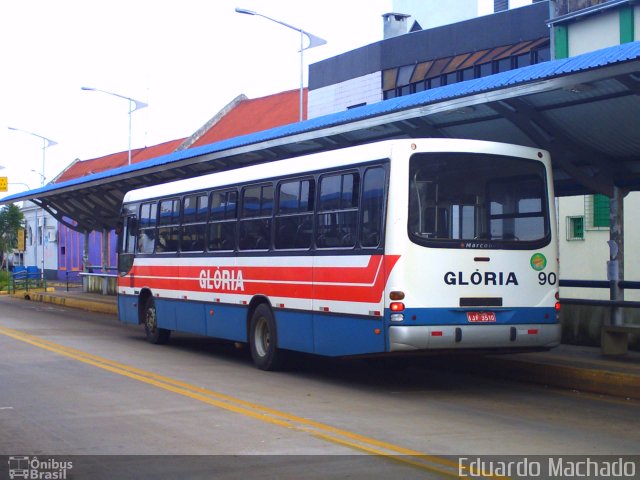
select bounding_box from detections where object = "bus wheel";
[249,304,284,371]
[143,297,171,345]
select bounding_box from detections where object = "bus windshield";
[408,153,550,249]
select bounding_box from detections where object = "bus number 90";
[538,272,557,285]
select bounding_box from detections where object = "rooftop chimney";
[383,13,412,39]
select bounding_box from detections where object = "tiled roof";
[54,138,184,184]
[54,89,302,183]
[190,89,304,147]
[131,138,185,163]
[54,150,137,184]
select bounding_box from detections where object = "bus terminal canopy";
[3,41,640,233]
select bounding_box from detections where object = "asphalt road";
[0,295,638,479]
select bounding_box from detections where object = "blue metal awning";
[3,41,640,232]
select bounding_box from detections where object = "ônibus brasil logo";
[8,456,73,479]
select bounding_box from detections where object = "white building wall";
[635,5,640,40]
[558,193,640,301]
[558,195,609,300]
[568,10,620,56]
[21,201,58,276]
[308,72,382,119]
[625,192,640,301]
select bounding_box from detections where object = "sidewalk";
[10,287,640,400]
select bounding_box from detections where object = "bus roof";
[122,138,548,204]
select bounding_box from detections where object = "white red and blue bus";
[117,139,560,370]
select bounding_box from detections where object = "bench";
[601,324,640,356]
[79,272,118,296]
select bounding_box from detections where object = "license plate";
[467,311,497,323]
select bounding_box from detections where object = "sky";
[0,0,531,197]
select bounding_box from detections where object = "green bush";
[0,270,8,292]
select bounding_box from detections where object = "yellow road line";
[0,325,505,478]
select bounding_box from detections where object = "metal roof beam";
[490,98,617,196]
[395,118,448,138]
[60,195,116,230]
[615,73,640,95]
[38,201,92,232]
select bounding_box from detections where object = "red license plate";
[467,311,497,323]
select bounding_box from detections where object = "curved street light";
[235,7,327,121]
[8,126,57,186]
[7,126,58,275]
[81,87,148,165]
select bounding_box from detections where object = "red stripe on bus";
[119,255,400,304]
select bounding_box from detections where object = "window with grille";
[585,194,609,230]
[566,216,584,241]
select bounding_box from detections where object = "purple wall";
[57,220,117,282]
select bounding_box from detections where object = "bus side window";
[360,167,385,248]
[317,172,359,249]
[239,184,273,250]
[123,216,137,254]
[117,213,138,276]
[208,190,237,251]
[157,198,181,253]
[181,194,208,252]
[137,202,157,254]
[275,178,314,250]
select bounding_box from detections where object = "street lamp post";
[81,87,148,165]
[235,7,326,121]
[8,126,57,187]
[7,126,57,279]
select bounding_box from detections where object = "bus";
[116,138,560,370]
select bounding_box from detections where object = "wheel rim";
[254,316,270,358]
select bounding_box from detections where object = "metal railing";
[9,267,47,294]
[559,280,640,308]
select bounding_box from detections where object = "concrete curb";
[24,291,118,316]
[475,356,640,400]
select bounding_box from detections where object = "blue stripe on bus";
[311,313,385,357]
[119,295,386,357]
[119,296,554,358]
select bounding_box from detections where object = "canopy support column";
[608,186,625,327]
[81,231,90,293]
[101,228,110,295]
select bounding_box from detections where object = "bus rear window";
[408,153,550,249]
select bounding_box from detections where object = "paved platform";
[11,287,640,400]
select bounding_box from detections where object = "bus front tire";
[143,297,171,345]
[249,304,285,371]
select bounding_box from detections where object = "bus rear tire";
[143,297,171,345]
[249,304,285,371]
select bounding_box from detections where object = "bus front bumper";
[389,323,561,351]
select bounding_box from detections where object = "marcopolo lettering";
[444,270,518,286]
[463,242,494,249]
[199,268,245,292]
